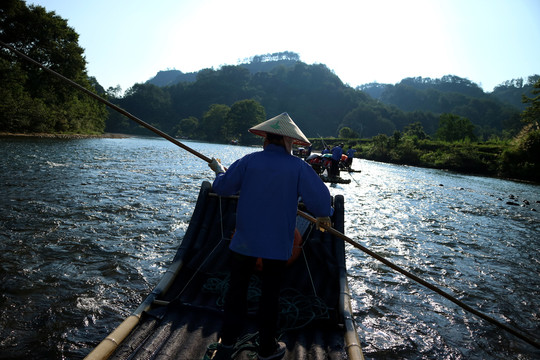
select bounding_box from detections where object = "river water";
[0,136,538,359]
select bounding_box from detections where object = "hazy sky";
[29,0,540,93]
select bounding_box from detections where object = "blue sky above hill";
[30,0,540,93]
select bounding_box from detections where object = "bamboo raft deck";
[86,181,364,360]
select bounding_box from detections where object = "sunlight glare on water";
[0,137,538,359]
[339,160,539,359]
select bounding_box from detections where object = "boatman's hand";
[316,216,331,232]
[209,158,225,175]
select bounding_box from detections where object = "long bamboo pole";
[3,39,538,350]
[0,40,212,163]
[297,210,540,349]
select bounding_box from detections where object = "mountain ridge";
[146,52,538,114]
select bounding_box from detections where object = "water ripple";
[1,139,539,359]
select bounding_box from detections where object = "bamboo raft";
[319,175,352,184]
[86,181,364,360]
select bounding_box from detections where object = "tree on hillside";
[173,116,198,139]
[0,0,107,134]
[521,78,540,129]
[366,134,391,161]
[338,127,358,138]
[404,111,439,135]
[500,80,540,181]
[340,103,396,138]
[250,51,300,63]
[492,75,540,110]
[224,99,266,144]
[436,113,477,142]
[403,121,427,140]
[118,83,171,133]
[201,104,230,142]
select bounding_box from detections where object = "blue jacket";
[331,146,343,161]
[212,144,332,260]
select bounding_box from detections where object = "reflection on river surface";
[0,137,538,359]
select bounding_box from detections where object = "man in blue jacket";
[330,143,344,178]
[209,112,333,359]
[346,147,357,169]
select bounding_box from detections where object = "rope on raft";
[202,272,331,332]
[202,273,332,359]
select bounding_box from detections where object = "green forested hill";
[106,60,370,140]
[491,77,539,110]
[148,70,198,87]
[1,0,536,148]
[358,75,538,139]
[147,52,301,87]
[108,61,533,143]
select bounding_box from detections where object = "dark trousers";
[220,251,287,353]
[330,159,339,177]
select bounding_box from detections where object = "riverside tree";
[436,113,477,142]
[0,0,107,134]
[224,99,266,144]
[521,78,540,129]
[200,104,230,142]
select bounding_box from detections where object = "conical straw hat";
[249,112,311,146]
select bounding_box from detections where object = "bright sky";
[28,0,540,94]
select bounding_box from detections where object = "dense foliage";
[359,76,529,140]
[0,0,107,134]
[107,62,367,140]
[499,79,540,181]
[436,114,476,142]
[491,76,540,110]
[322,81,540,182]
